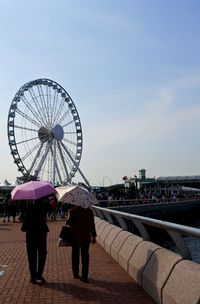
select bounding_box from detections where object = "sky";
[1,0,200,186]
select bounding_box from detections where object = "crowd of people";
[1,194,70,223]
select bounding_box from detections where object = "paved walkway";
[0,218,155,304]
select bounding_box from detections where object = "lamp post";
[103,176,107,187]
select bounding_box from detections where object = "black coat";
[66,206,97,245]
[21,198,49,234]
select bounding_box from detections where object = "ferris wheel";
[7,78,89,186]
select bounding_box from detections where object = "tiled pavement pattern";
[0,218,155,304]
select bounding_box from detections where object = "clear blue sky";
[1,0,200,186]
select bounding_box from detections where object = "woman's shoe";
[36,277,46,284]
[30,278,37,285]
[73,274,81,279]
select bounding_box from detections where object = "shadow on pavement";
[44,279,143,302]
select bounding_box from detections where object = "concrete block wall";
[118,233,143,272]
[94,217,200,304]
[162,260,200,304]
[128,240,161,286]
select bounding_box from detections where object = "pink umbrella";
[11,181,56,200]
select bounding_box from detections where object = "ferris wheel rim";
[7,78,83,184]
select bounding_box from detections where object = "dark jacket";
[21,198,49,234]
[66,206,97,245]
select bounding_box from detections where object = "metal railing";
[92,205,200,260]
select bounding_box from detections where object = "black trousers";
[26,232,47,280]
[72,243,89,280]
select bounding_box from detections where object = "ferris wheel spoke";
[53,98,65,126]
[64,131,77,135]
[34,141,51,178]
[62,119,74,128]
[64,131,77,134]
[28,88,47,125]
[16,108,41,128]
[48,87,57,127]
[48,89,54,126]
[51,89,58,125]
[38,85,48,112]
[61,141,76,159]
[63,138,77,146]
[21,141,42,162]
[37,85,50,125]
[14,125,38,132]
[16,136,39,145]
[57,108,70,125]
[60,141,77,161]
[57,141,70,181]
[21,96,45,126]
[37,85,49,125]
[46,85,52,127]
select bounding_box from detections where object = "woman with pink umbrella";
[11,181,55,285]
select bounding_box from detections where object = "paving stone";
[0,217,154,304]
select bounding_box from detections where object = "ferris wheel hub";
[38,127,52,143]
[52,124,64,141]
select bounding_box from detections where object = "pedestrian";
[21,197,50,285]
[49,195,57,221]
[9,199,17,222]
[60,202,66,218]
[3,194,11,223]
[66,205,97,283]
[18,201,26,222]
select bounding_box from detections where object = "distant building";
[124,170,200,197]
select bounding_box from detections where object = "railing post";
[131,220,150,241]
[102,211,114,224]
[94,208,104,220]
[114,215,127,230]
[167,230,192,259]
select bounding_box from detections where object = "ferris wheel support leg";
[34,142,51,179]
[76,166,91,188]
[50,144,62,185]
[52,139,56,186]
[27,143,44,174]
[57,141,70,181]
[60,141,91,188]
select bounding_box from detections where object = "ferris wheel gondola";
[7,78,89,186]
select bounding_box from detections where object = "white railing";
[92,205,200,260]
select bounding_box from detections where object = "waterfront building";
[124,170,200,198]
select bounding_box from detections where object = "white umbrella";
[55,185,97,209]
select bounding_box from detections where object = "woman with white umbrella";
[56,185,97,283]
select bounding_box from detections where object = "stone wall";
[95,217,200,304]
